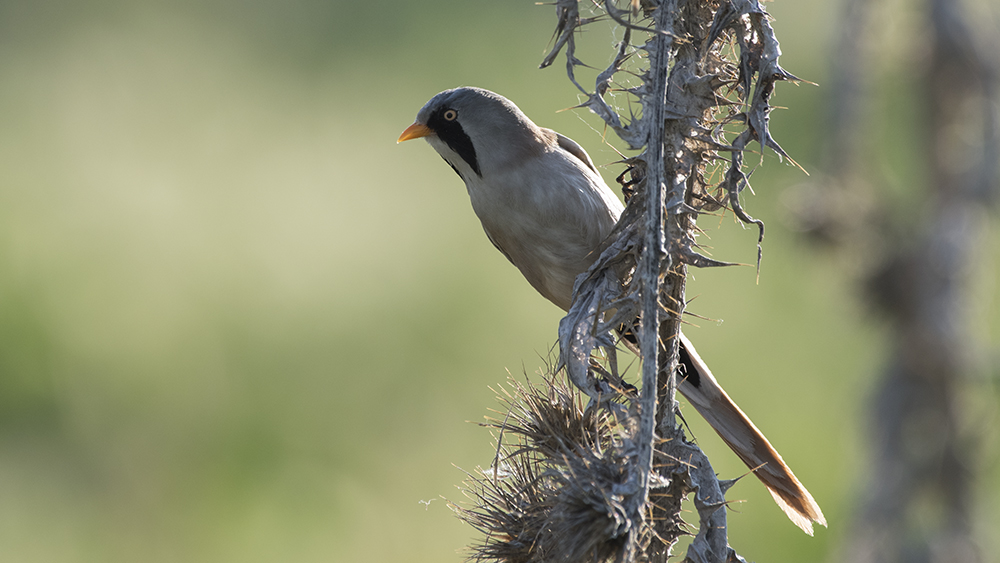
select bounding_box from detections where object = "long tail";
[676,332,827,535]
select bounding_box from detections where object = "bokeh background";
[0,1,997,562]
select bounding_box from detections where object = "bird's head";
[398,87,548,179]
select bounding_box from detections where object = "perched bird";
[399,87,826,535]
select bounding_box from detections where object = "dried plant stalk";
[455,1,800,561]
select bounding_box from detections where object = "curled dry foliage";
[554,0,799,405]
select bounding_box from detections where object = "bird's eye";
[443,109,458,121]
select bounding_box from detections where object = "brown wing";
[542,128,599,174]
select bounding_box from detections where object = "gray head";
[398,87,548,178]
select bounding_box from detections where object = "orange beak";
[397,122,434,143]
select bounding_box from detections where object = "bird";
[398,86,826,535]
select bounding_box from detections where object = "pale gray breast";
[466,145,622,311]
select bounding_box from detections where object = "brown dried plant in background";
[784,0,999,560]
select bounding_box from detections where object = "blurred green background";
[0,0,997,562]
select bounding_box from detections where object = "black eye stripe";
[427,107,481,177]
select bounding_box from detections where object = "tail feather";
[676,333,827,535]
